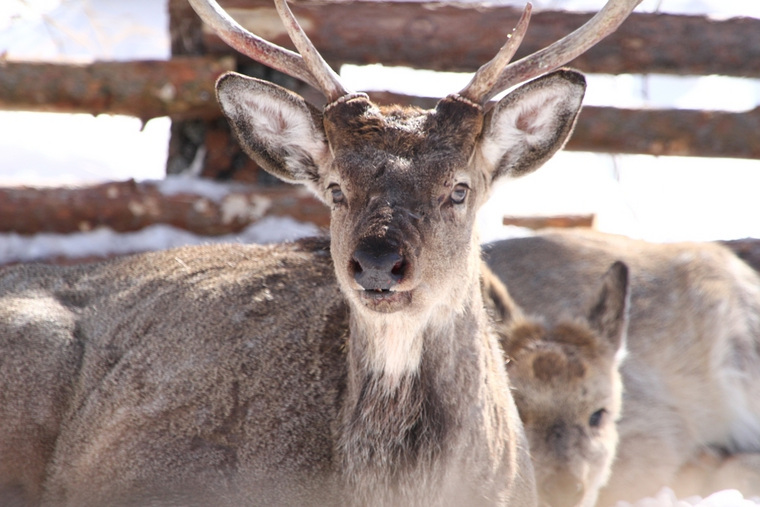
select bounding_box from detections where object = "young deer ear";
[216,73,330,195]
[586,261,630,358]
[479,69,585,181]
[480,261,524,329]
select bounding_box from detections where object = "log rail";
[1,0,757,263]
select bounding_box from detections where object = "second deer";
[485,229,760,507]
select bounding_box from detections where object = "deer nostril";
[391,259,406,277]
[352,249,406,291]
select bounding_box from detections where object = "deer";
[480,257,630,507]
[0,0,640,505]
[483,228,760,507]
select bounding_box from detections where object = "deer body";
[1,240,346,506]
[1,237,536,506]
[5,87,560,507]
[0,0,640,503]
[485,229,760,506]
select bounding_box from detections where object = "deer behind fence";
[0,0,639,505]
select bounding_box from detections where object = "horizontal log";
[199,1,760,78]
[571,106,760,159]
[167,98,760,182]
[164,90,760,183]
[502,215,596,230]
[0,57,234,121]
[0,179,329,236]
[6,62,756,159]
[368,91,760,160]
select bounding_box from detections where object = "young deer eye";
[589,408,607,429]
[329,185,345,205]
[450,184,469,205]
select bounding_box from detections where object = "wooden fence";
[1,0,759,266]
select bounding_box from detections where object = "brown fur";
[0,66,588,505]
[483,260,629,507]
[485,229,760,505]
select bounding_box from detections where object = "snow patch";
[0,216,319,265]
[617,487,760,507]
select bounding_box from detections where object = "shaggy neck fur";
[337,267,512,506]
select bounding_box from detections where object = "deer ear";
[586,261,630,358]
[480,69,585,181]
[216,73,330,193]
[480,261,524,329]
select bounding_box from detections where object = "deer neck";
[346,262,486,384]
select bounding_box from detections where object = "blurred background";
[1,0,759,265]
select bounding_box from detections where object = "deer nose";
[541,472,585,507]
[351,249,407,291]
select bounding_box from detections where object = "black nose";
[351,248,407,291]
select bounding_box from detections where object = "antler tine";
[273,0,350,103]
[480,0,642,104]
[188,0,350,101]
[458,3,532,106]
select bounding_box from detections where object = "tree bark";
[0,180,329,236]
[198,0,760,78]
[570,106,760,160]
[502,215,596,230]
[0,57,234,121]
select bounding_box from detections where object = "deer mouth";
[357,289,412,313]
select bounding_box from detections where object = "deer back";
[0,239,350,506]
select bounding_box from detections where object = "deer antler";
[187,0,350,102]
[461,0,642,105]
[272,0,349,101]
[190,0,639,107]
[458,3,532,105]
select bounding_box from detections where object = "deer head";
[188,0,640,377]
[499,261,631,507]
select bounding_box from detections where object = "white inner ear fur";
[219,84,330,181]
[248,94,328,169]
[481,82,581,169]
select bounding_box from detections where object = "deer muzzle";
[351,248,407,292]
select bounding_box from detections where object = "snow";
[619,488,760,507]
[0,216,320,265]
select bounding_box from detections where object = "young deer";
[482,259,630,507]
[0,1,639,505]
[484,229,760,506]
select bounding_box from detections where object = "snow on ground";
[619,488,760,507]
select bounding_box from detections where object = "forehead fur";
[505,320,611,385]
[323,96,484,161]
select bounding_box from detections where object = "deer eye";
[450,184,469,205]
[589,408,607,429]
[329,184,345,205]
